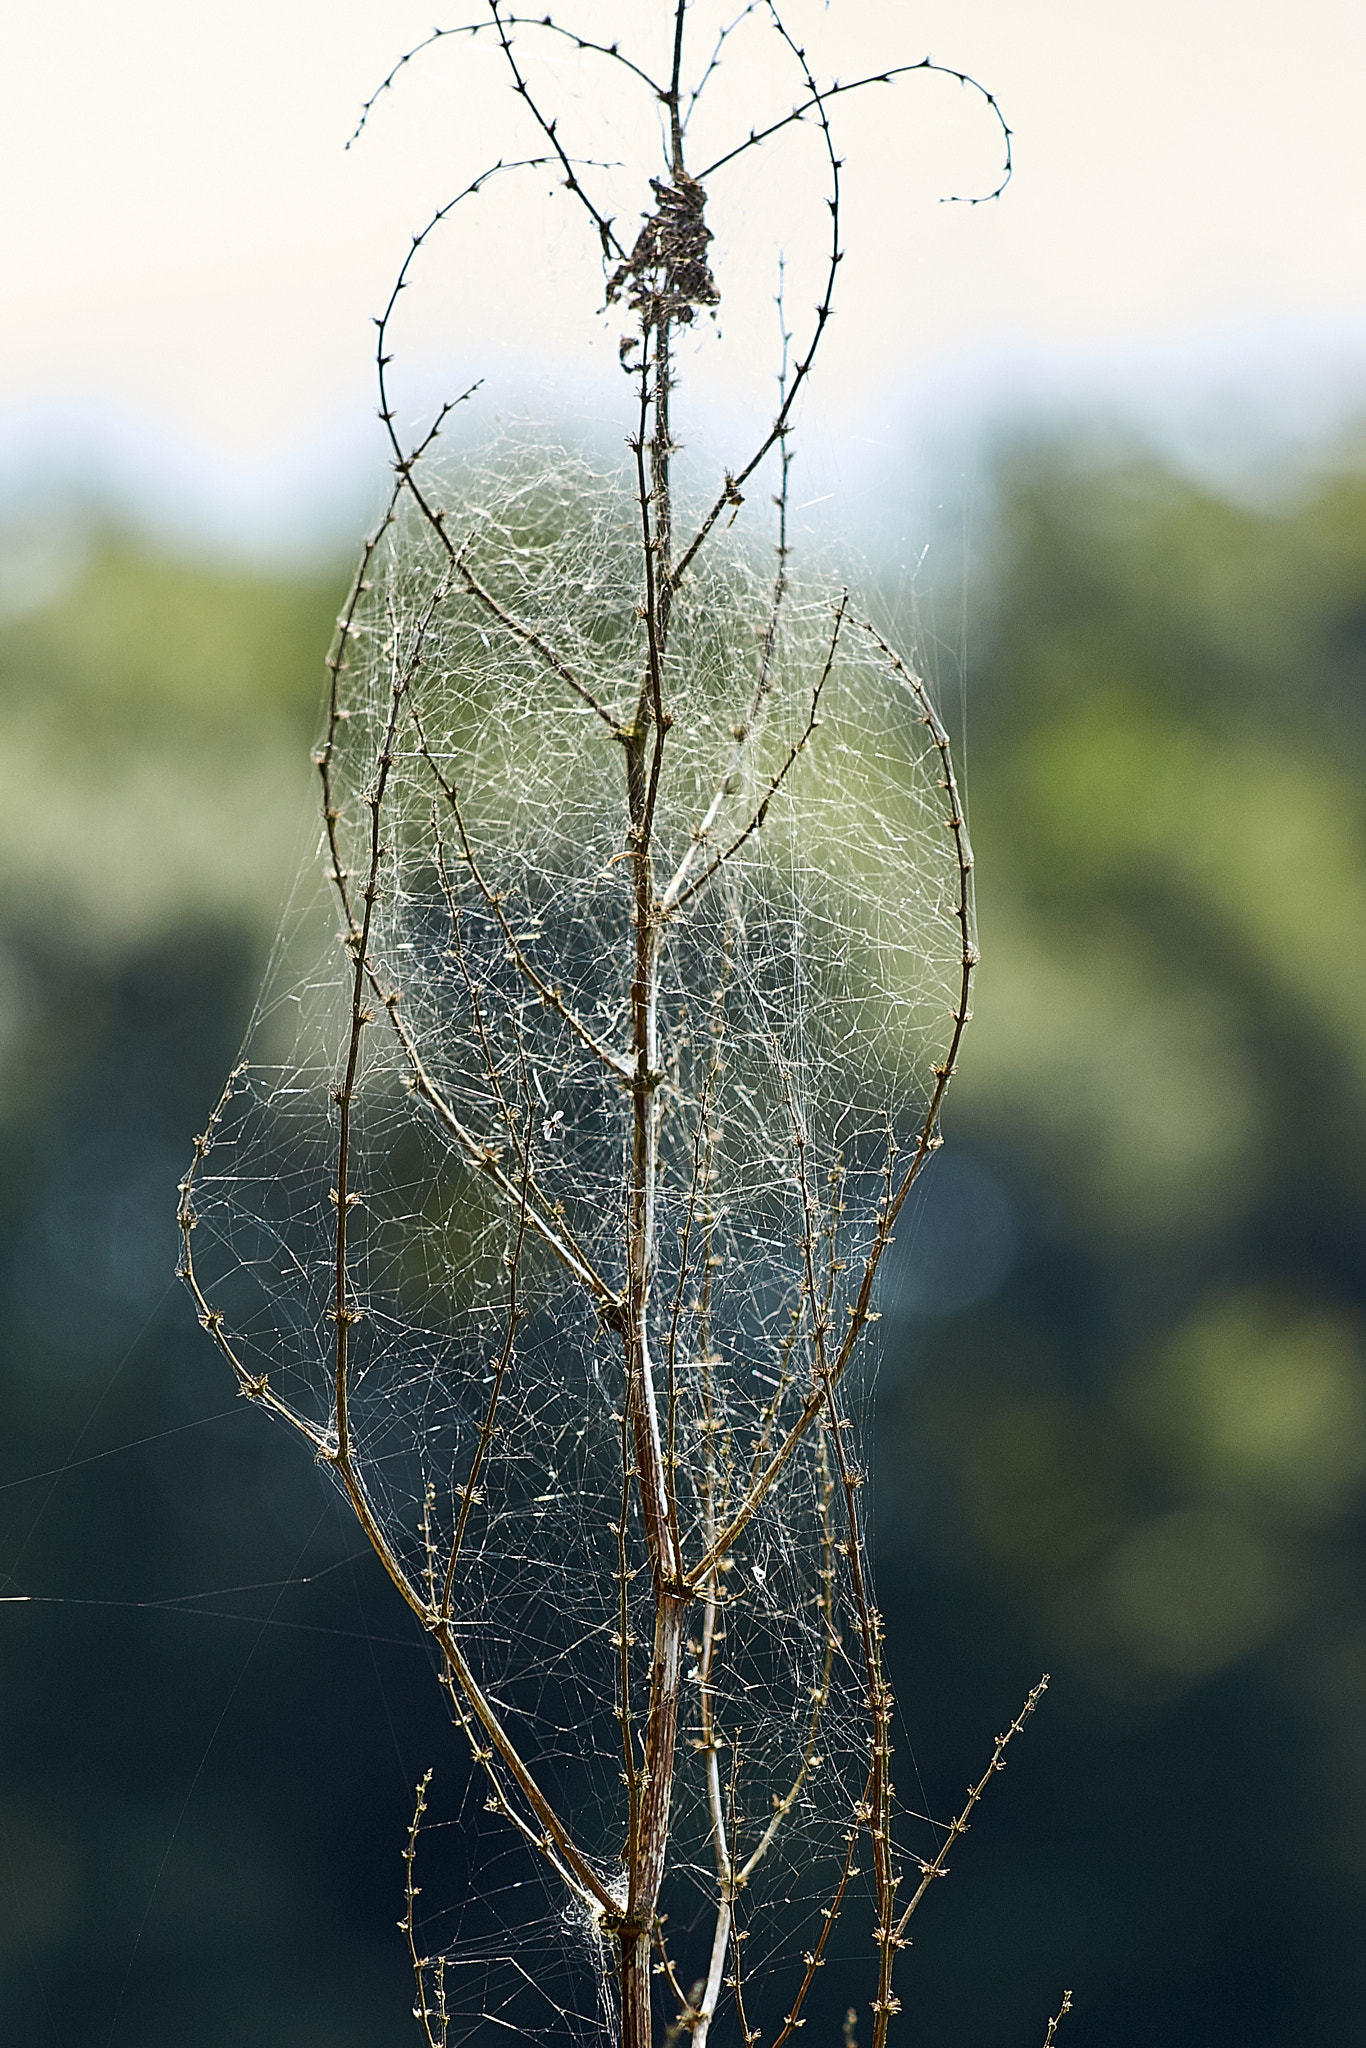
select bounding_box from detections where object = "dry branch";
[180,10,1035,2047]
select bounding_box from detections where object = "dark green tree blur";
[3,443,1365,2046]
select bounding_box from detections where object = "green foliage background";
[3,443,1366,2044]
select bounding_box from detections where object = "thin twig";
[402,1771,448,2048]
[892,1677,1050,1943]
[678,28,1010,591]
[765,1810,864,2048]
[683,3,765,136]
[1041,1991,1074,2048]
[618,1404,643,1883]
[410,687,631,1077]
[697,58,1012,200]
[735,1423,839,1886]
[666,595,847,916]
[371,158,544,556]
[488,0,629,262]
[332,567,451,1473]
[349,16,662,151]
[452,545,625,734]
[687,612,974,1585]
[660,275,794,912]
[725,1744,761,2048]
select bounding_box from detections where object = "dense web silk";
[179,436,973,2043]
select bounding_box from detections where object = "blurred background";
[4,4,1366,2045]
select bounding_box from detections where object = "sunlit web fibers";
[184,436,969,2031]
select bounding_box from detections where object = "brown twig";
[451,544,625,734]
[892,1677,1051,1943]
[1041,1990,1074,2048]
[666,595,847,917]
[411,688,630,1078]
[403,1771,449,2048]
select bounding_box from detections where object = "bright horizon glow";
[4,0,1365,552]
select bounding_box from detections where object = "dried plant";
[177,8,1052,2045]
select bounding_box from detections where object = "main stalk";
[614,31,714,2037]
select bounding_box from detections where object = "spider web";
[178,425,972,2044]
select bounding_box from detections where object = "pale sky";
[4,0,1365,550]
